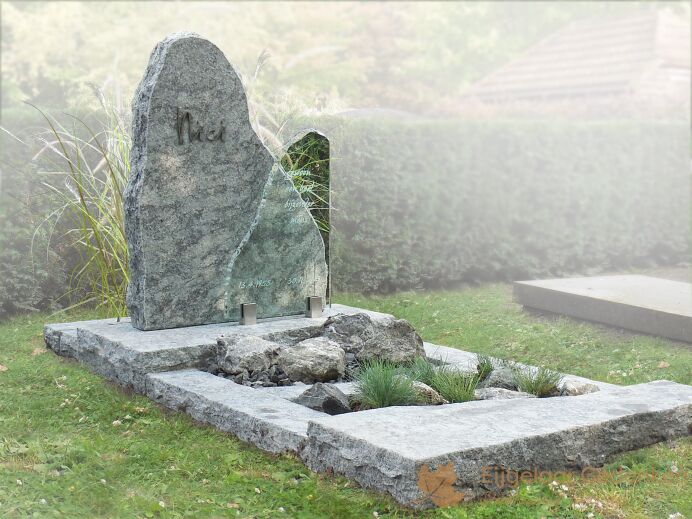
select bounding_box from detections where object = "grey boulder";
[277,337,346,383]
[562,379,600,396]
[478,366,518,390]
[294,383,351,415]
[474,387,536,400]
[323,313,425,364]
[217,335,280,375]
[412,381,447,405]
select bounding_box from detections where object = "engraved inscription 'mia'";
[175,107,226,144]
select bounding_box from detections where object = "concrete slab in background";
[514,275,692,343]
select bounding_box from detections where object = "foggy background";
[1,1,690,316]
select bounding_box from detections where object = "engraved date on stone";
[287,276,303,286]
[239,278,272,289]
[289,215,308,225]
[176,108,225,144]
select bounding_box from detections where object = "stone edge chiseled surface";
[145,370,324,453]
[302,381,692,508]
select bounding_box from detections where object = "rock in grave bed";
[561,379,600,396]
[294,382,351,415]
[474,387,536,400]
[277,337,346,383]
[214,312,427,386]
[323,312,425,364]
[477,365,518,390]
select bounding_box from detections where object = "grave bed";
[44,305,692,509]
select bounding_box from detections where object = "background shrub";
[295,117,691,293]
[0,109,68,319]
[2,110,688,318]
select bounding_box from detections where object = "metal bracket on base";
[306,296,323,318]
[240,303,257,325]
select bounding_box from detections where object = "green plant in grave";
[353,359,417,410]
[32,89,130,317]
[430,366,479,403]
[404,356,438,386]
[514,366,564,397]
[475,353,494,381]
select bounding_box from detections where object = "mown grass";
[0,284,690,518]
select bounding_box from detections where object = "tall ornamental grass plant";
[18,53,329,316]
[32,91,130,317]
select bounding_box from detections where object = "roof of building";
[463,10,690,102]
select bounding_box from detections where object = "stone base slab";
[44,304,381,391]
[146,370,322,453]
[45,307,692,509]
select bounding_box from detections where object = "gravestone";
[125,32,326,330]
[225,164,328,321]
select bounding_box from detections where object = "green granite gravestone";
[124,32,327,330]
[225,165,327,321]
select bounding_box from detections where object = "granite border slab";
[302,380,692,508]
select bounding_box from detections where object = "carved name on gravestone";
[124,32,327,330]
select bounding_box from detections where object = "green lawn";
[0,284,689,518]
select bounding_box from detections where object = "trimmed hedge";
[309,118,690,293]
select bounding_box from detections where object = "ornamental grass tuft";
[514,366,564,397]
[429,367,479,403]
[353,359,416,409]
[475,353,494,381]
[404,356,437,386]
